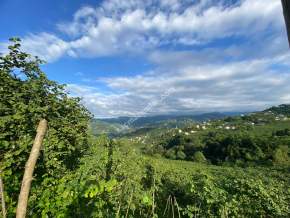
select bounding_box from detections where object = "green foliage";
[30,136,150,217]
[176,150,186,160]
[273,145,289,164]
[203,131,270,164]
[274,128,290,136]
[265,104,290,116]
[1,39,289,217]
[183,173,289,217]
[142,114,290,166]
[192,151,207,163]
[24,135,290,217]
[0,38,91,216]
[165,148,176,159]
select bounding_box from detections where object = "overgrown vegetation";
[0,38,91,216]
[0,39,289,217]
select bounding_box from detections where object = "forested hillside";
[136,108,290,166]
[0,40,289,217]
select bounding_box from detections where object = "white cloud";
[1,0,289,117]
[2,0,283,61]
[67,51,290,117]
[21,33,70,62]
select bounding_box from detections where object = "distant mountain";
[98,112,243,128]
[90,119,131,137]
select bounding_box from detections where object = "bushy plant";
[192,151,207,163]
[176,150,186,160]
[273,145,289,164]
[0,38,91,216]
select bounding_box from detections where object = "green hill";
[90,119,132,137]
[264,104,290,116]
[125,105,290,166]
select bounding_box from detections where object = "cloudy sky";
[1,0,289,118]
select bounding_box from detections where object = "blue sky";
[0,0,152,84]
[1,0,290,117]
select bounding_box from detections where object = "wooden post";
[16,119,48,218]
[0,171,6,218]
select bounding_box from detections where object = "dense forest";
[0,39,289,217]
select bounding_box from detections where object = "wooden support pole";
[0,171,6,218]
[16,119,48,218]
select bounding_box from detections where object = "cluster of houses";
[218,125,236,130]
[174,121,238,136]
[263,111,289,121]
[177,129,197,135]
[274,115,289,121]
[129,136,147,144]
[128,111,290,144]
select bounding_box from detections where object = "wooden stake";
[0,171,6,218]
[16,119,48,218]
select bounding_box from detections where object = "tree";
[0,38,91,215]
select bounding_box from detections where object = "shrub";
[192,151,207,163]
[165,148,176,159]
[273,145,289,164]
[176,150,186,160]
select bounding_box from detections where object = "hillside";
[120,105,290,166]
[264,104,290,116]
[91,112,245,137]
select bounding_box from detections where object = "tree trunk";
[16,119,48,218]
[0,171,6,218]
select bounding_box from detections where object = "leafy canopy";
[0,38,91,215]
